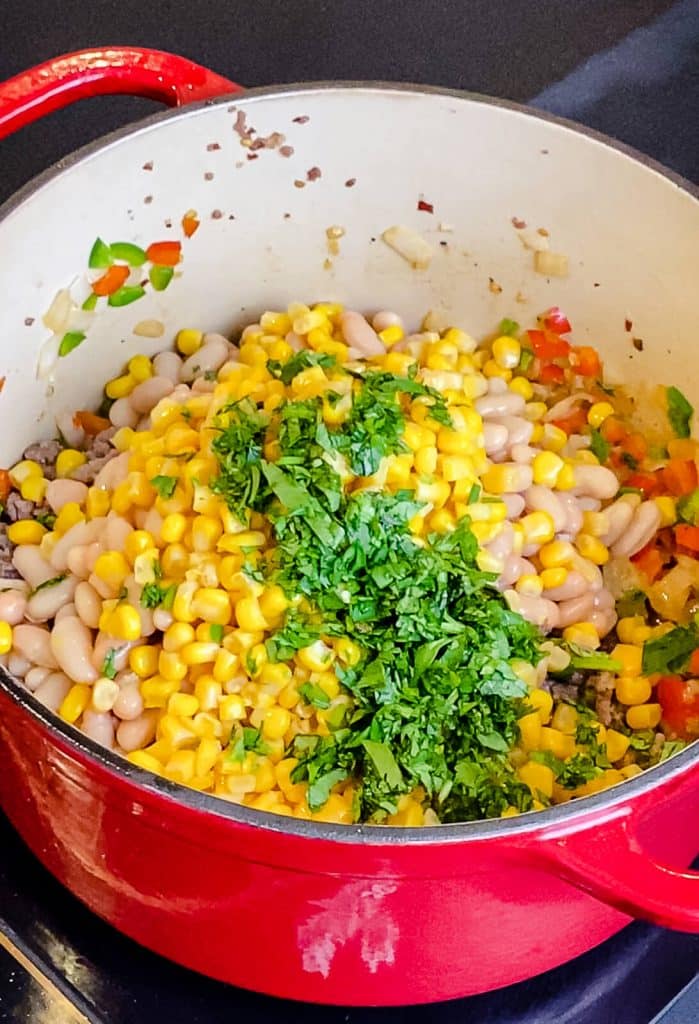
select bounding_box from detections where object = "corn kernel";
[20,475,48,503]
[587,402,615,428]
[655,496,677,528]
[127,750,163,774]
[85,486,111,519]
[128,354,153,383]
[540,424,567,453]
[124,530,154,564]
[296,640,334,673]
[378,324,404,346]
[509,376,534,400]
[105,374,136,400]
[520,511,555,547]
[518,711,542,750]
[539,540,576,569]
[528,687,554,724]
[514,573,543,597]
[540,567,568,590]
[181,641,220,666]
[7,520,46,545]
[481,464,526,494]
[176,328,203,355]
[551,703,578,735]
[554,463,576,490]
[620,763,643,779]
[106,604,143,642]
[219,694,246,721]
[616,675,652,705]
[0,622,13,655]
[575,533,609,566]
[612,644,643,677]
[59,683,91,724]
[94,550,130,588]
[168,692,200,718]
[262,707,291,740]
[492,335,521,370]
[192,587,231,625]
[54,502,85,535]
[235,596,269,632]
[129,645,159,678]
[626,703,662,730]
[563,622,600,649]
[606,729,631,762]
[9,460,43,486]
[532,451,564,487]
[539,727,576,759]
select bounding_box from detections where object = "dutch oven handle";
[540,806,699,931]
[0,47,240,140]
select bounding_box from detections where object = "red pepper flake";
[294,180,306,189]
[246,153,259,161]
[144,195,153,204]
[345,178,356,188]
[142,161,154,171]
[283,213,291,219]
[488,277,503,294]
[206,142,221,151]
[292,115,309,124]
[0,377,5,394]
[24,317,34,326]
[417,199,434,214]
[279,145,295,158]
[204,172,214,181]
[164,218,172,229]
[211,209,223,220]
[306,166,322,182]
[511,216,526,229]
[624,318,633,332]
[233,111,254,140]
[633,337,644,352]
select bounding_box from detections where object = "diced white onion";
[382,225,433,269]
[534,251,569,277]
[133,319,165,338]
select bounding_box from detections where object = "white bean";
[180,336,229,382]
[24,666,51,691]
[483,423,508,454]
[12,545,57,589]
[577,497,602,513]
[487,377,509,394]
[55,410,85,449]
[81,710,116,748]
[499,554,535,589]
[570,554,604,591]
[152,608,174,631]
[591,608,617,637]
[486,524,515,560]
[475,392,526,418]
[541,571,588,601]
[55,602,77,622]
[141,507,163,539]
[285,331,303,351]
[50,617,98,683]
[153,350,184,383]
[0,590,27,625]
[600,495,641,547]
[340,311,384,357]
[192,376,216,394]
[50,519,103,572]
[109,397,140,429]
[104,514,133,551]
[502,493,526,520]
[511,445,536,465]
[505,590,559,632]
[88,572,113,601]
[116,710,158,752]
[66,544,91,578]
[557,492,584,538]
[525,486,567,532]
[372,310,403,332]
[130,376,175,414]
[113,681,144,721]
[7,653,31,677]
[593,588,615,612]
[25,575,77,622]
[84,542,103,574]
[91,634,136,673]
[556,593,595,627]
[46,478,88,514]
[115,669,139,688]
[74,581,102,629]
[496,416,533,447]
[611,501,662,558]
[573,464,619,500]
[12,624,59,669]
[94,452,129,491]
[34,672,72,712]
[0,578,29,593]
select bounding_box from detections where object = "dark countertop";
[1,2,699,1021]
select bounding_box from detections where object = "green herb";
[228,726,267,762]
[210,398,269,518]
[32,572,67,594]
[518,348,534,374]
[498,318,519,337]
[628,730,655,752]
[58,331,86,357]
[140,582,177,610]
[298,682,331,709]
[616,589,647,618]
[659,739,687,761]
[149,265,174,291]
[267,350,336,384]
[150,475,177,499]
[467,483,481,505]
[88,237,113,269]
[589,428,611,465]
[209,623,224,643]
[667,386,694,439]
[566,647,623,673]
[617,486,643,497]
[81,293,99,311]
[678,489,699,526]
[108,285,146,308]
[621,451,639,470]
[110,241,147,266]
[642,624,698,675]
[102,649,117,680]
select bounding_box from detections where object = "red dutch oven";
[1,47,699,1007]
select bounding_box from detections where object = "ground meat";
[22,439,62,480]
[591,671,615,727]
[71,429,118,485]
[5,492,34,522]
[0,529,19,579]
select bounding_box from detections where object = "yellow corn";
[105,374,136,399]
[616,675,652,705]
[575,533,609,565]
[539,727,576,759]
[655,496,677,528]
[520,511,556,547]
[176,328,203,355]
[491,335,521,370]
[518,712,542,751]
[518,761,554,799]
[129,645,159,678]
[20,475,48,502]
[612,644,643,677]
[54,502,85,535]
[540,567,568,590]
[128,354,153,382]
[563,622,600,649]
[0,622,13,655]
[127,750,163,774]
[94,550,130,588]
[554,462,576,490]
[105,604,143,641]
[551,703,578,735]
[481,464,527,494]
[59,684,92,724]
[9,459,43,486]
[606,729,631,762]
[55,449,87,478]
[539,540,576,569]
[85,486,111,519]
[587,402,615,428]
[532,451,564,487]
[626,704,662,730]
[527,687,553,724]
[7,520,46,545]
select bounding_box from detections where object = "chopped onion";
[67,308,95,333]
[517,228,549,252]
[602,556,643,600]
[42,288,73,335]
[36,334,60,380]
[382,225,433,269]
[544,392,595,422]
[534,251,569,277]
[133,319,165,338]
[648,556,699,623]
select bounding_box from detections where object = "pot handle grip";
[0,47,240,141]
[543,809,699,931]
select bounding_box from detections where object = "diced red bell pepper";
[527,329,570,360]
[621,432,648,464]
[552,407,588,436]
[600,416,628,444]
[0,468,11,504]
[689,650,699,676]
[539,363,565,385]
[630,541,664,581]
[626,471,661,497]
[657,675,699,739]
[92,264,130,296]
[571,346,602,377]
[662,458,698,496]
[674,524,699,552]
[182,212,200,238]
[73,410,111,436]
[146,241,182,266]
[541,307,572,335]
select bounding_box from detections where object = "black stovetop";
[1,2,699,1021]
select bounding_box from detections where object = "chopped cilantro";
[589,428,610,465]
[35,510,57,530]
[209,623,224,643]
[667,386,694,439]
[659,739,687,762]
[298,682,331,709]
[140,581,177,610]
[518,348,534,373]
[467,483,481,505]
[642,624,698,675]
[150,475,177,499]
[31,572,68,594]
[102,649,117,680]
[228,726,267,762]
[268,350,336,384]
[498,318,519,337]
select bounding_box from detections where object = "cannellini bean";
[81,709,116,748]
[94,451,129,491]
[544,393,594,422]
[130,376,175,413]
[372,310,403,332]
[525,486,567,532]
[285,331,303,351]
[88,572,113,601]
[46,478,88,514]
[141,507,163,538]
[91,634,136,673]
[475,391,526,418]
[499,463,533,492]
[109,397,140,429]
[153,350,183,383]
[340,311,384,356]
[7,653,31,677]
[180,335,230,381]
[556,593,595,627]
[50,617,98,684]
[611,501,662,558]
[55,410,85,449]
[570,553,604,591]
[577,496,602,513]
[25,575,77,622]
[487,377,509,394]
[501,493,526,519]
[600,495,641,547]
[486,523,515,560]
[511,445,536,465]
[74,581,102,629]
[152,608,174,631]
[591,608,617,637]
[498,554,535,589]
[113,681,144,721]
[192,376,216,393]
[505,590,559,632]
[573,464,620,500]
[116,710,159,752]
[593,588,615,611]
[55,602,77,622]
[557,492,584,538]
[483,423,508,454]
[12,624,58,669]
[541,571,588,601]
[0,578,29,593]
[66,544,91,578]
[34,672,72,711]
[12,545,57,589]
[114,669,139,688]
[24,666,52,691]
[0,590,27,625]
[104,514,133,551]
[495,416,533,447]
[50,518,103,572]
[84,542,103,575]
